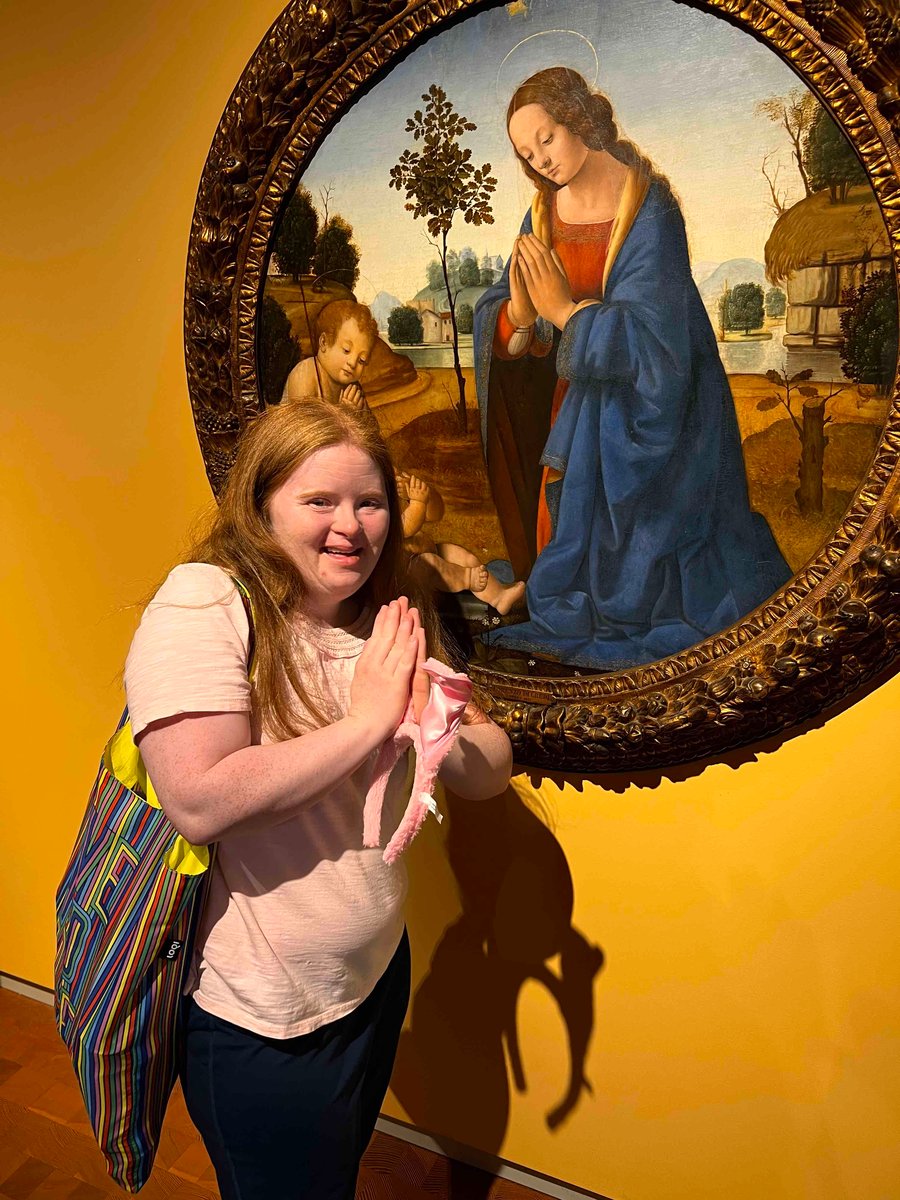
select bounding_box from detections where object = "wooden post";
[796,398,827,514]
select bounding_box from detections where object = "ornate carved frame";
[184,0,900,772]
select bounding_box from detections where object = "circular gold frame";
[184,0,900,771]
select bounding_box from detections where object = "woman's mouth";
[322,546,361,559]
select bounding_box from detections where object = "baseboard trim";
[1,971,609,1199]
[374,1115,612,1200]
[1,971,53,1005]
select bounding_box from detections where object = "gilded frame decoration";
[184,0,900,772]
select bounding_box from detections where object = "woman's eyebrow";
[517,127,550,153]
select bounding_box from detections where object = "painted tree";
[760,152,789,218]
[720,282,765,334]
[765,286,787,318]
[390,84,496,430]
[258,295,301,406]
[755,88,817,197]
[426,259,444,291]
[803,107,867,202]
[757,367,846,514]
[313,215,360,290]
[456,302,474,334]
[446,248,461,295]
[840,269,898,396]
[388,305,424,345]
[274,185,319,281]
[459,256,480,287]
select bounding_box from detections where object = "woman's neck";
[299,594,363,629]
[557,150,629,223]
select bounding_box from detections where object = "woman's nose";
[541,156,551,170]
[332,503,360,534]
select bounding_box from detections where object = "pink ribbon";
[363,658,473,864]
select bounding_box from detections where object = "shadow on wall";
[391,784,604,1198]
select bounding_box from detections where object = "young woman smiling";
[125,398,512,1199]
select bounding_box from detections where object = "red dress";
[494,199,614,552]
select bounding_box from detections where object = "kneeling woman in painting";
[474,67,791,670]
[125,398,511,1199]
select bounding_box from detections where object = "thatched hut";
[764,184,891,347]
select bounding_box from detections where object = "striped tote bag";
[54,578,252,1192]
[54,711,214,1192]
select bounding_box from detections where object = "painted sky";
[295,0,813,304]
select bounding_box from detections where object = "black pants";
[180,930,411,1200]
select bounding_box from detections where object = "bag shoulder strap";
[101,572,258,875]
[230,576,256,675]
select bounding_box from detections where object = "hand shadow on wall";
[390,784,604,1196]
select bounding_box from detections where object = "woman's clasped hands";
[348,597,429,742]
[511,233,576,331]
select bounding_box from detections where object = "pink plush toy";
[363,657,473,864]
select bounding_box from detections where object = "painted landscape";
[259,0,896,671]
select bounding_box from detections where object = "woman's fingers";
[366,600,401,660]
[516,247,537,283]
[520,234,559,280]
[350,599,426,737]
[517,239,549,285]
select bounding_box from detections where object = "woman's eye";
[308,497,330,508]
[543,135,553,145]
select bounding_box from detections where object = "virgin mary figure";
[474,67,791,670]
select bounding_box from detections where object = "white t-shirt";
[124,563,409,1038]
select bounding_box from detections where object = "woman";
[125,398,511,1199]
[474,67,791,669]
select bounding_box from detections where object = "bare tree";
[755,89,818,198]
[318,182,334,232]
[761,153,789,218]
[757,367,847,513]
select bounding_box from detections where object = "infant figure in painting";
[400,471,526,615]
[282,299,377,410]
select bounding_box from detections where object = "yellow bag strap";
[102,576,255,876]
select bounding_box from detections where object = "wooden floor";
[0,989,547,1199]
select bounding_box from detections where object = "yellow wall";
[2,4,899,1199]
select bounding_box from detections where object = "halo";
[495,29,600,106]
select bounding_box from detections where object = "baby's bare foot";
[466,565,490,592]
[472,574,526,615]
[493,579,526,615]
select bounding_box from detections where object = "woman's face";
[507,103,589,187]
[267,442,390,625]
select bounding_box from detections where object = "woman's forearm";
[438,718,513,799]
[140,712,387,844]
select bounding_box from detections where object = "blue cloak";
[473,175,791,670]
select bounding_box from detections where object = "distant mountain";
[691,260,720,287]
[699,259,766,302]
[370,291,403,330]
